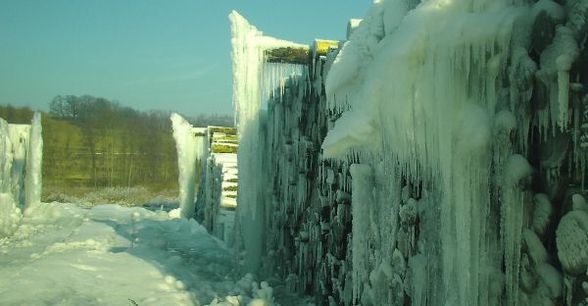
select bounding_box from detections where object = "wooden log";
[265,47,310,64]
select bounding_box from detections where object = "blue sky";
[0,0,371,116]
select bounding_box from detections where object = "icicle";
[349,164,374,304]
[229,10,309,273]
[7,124,30,209]
[24,113,42,211]
[170,113,206,219]
[556,57,571,131]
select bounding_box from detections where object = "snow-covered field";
[0,202,285,306]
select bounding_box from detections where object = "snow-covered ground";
[0,202,291,306]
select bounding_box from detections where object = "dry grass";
[43,185,178,208]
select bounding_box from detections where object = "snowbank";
[0,202,280,305]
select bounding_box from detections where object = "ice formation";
[229,0,588,305]
[196,126,239,245]
[0,114,42,238]
[170,113,206,219]
[229,10,307,273]
[8,124,30,207]
[170,117,240,245]
[25,112,43,209]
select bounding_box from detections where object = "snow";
[346,19,362,39]
[321,111,378,158]
[382,0,409,35]
[171,113,206,219]
[0,201,280,306]
[324,2,387,114]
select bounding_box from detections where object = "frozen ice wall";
[25,113,42,210]
[170,113,206,219]
[0,113,42,237]
[324,1,528,305]
[230,0,588,305]
[0,119,18,237]
[324,0,588,305]
[0,120,14,195]
[8,124,31,207]
[253,47,357,305]
[229,10,307,273]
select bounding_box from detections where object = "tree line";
[0,95,233,199]
[46,95,177,190]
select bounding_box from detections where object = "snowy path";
[0,202,266,306]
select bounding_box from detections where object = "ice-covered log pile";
[229,10,310,274]
[171,113,240,243]
[196,126,239,245]
[231,1,588,305]
[0,113,43,237]
[230,10,359,304]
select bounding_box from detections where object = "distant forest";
[0,95,233,200]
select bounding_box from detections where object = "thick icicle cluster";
[25,113,43,209]
[229,0,588,305]
[170,113,206,219]
[0,114,43,237]
[229,10,307,273]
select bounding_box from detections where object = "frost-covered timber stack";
[0,113,43,237]
[229,10,309,274]
[171,113,240,243]
[231,0,588,305]
[197,126,239,244]
[230,9,358,304]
